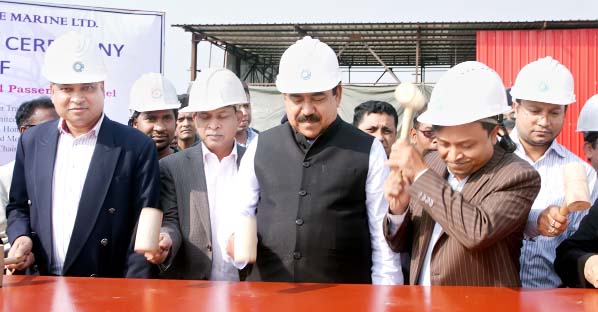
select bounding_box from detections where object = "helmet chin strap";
[495,115,517,153]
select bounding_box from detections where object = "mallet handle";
[559,202,569,216]
[400,108,414,141]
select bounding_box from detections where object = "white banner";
[0,1,164,165]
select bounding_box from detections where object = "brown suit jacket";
[385,145,540,287]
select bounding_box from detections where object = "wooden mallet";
[560,163,592,215]
[395,82,426,141]
[387,82,426,186]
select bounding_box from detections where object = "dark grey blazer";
[6,117,160,277]
[158,143,245,280]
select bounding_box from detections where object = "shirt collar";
[510,127,566,160]
[447,169,469,192]
[201,141,238,162]
[247,127,256,137]
[57,113,104,137]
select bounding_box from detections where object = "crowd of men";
[1,31,598,288]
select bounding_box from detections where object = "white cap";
[42,31,107,84]
[510,56,575,105]
[182,68,247,113]
[418,61,510,126]
[275,36,341,94]
[129,73,181,113]
[577,94,598,132]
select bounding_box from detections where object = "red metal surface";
[0,276,597,311]
[477,29,598,159]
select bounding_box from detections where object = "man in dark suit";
[0,97,58,250]
[6,32,159,277]
[555,200,598,288]
[142,68,248,281]
[384,61,540,287]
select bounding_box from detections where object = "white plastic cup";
[234,215,257,263]
[134,207,163,253]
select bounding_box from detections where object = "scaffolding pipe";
[337,41,350,58]
[364,43,400,83]
[190,33,200,81]
[415,29,420,83]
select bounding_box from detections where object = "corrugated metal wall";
[477,29,598,159]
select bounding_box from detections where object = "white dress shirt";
[220,136,403,285]
[510,129,598,288]
[51,115,103,275]
[417,172,468,286]
[202,142,241,281]
[387,169,468,285]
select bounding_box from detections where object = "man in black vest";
[224,36,403,284]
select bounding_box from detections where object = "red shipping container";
[477,29,598,159]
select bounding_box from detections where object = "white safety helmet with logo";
[42,31,107,84]
[275,36,342,94]
[129,73,181,113]
[181,68,247,113]
[418,61,510,126]
[577,94,598,132]
[509,56,576,105]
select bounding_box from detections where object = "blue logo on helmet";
[151,89,162,99]
[301,69,311,80]
[72,61,85,73]
[538,81,549,92]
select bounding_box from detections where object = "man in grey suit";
[141,68,249,280]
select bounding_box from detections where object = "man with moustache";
[174,94,200,152]
[128,73,181,160]
[224,37,402,284]
[353,100,398,157]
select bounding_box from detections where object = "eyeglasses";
[416,128,436,139]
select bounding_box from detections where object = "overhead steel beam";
[364,42,400,83]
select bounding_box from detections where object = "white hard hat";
[418,61,510,126]
[509,56,575,105]
[42,31,107,84]
[577,94,598,132]
[275,36,341,94]
[129,73,181,113]
[182,68,247,113]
